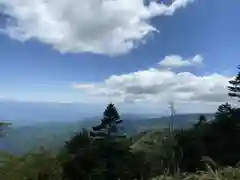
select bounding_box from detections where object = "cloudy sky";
[0,0,239,114]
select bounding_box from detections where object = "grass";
[152,165,240,180]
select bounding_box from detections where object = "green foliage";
[61,104,148,180]
[1,101,240,180]
[152,166,240,180]
[1,113,213,154]
[102,103,120,125]
[131,130,181,177]
[0,149,62,180]
[176,103,240,172]
[61,129,146,180]
[228,65,240,101]
[91,103,123,139]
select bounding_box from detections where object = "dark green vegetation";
[0,113,213,154]
[0,66,240,180]
[228,65,240,100]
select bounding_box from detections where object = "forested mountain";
[0,113,213,154]
[0,64,238,179]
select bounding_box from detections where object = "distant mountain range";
[0,112,214,155]
[0,101,103,126]
[0,100,214,154]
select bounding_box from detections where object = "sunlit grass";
[152,165,240,180]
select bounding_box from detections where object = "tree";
[91,103,124,140]
[215,103,235,120]
[228,65,240,101]
[176,103,240,172]
[63,128,91,154]
[208,103,240,165]
[0,149,62,180]
[61,104,141,180]
[90,103,128,180]
[60,129,103,180]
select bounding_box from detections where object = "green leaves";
[92,103,124,140]
[0,149,62,180]
[228,65,240,101]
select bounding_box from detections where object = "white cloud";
[192,55,204,64]
[72,83,95,90]
[158,55,203,68]
[0,0,195,55]
[73,55,233,110]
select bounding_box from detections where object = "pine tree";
[90,103,127,180]
[215,103,234,120]
[228,65,240,101]
[91,103,124,140]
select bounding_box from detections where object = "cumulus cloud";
[73,55,233,106]
[0,0,195,55]
[158,55,203,68]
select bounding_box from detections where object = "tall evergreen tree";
[228,65,240,101]
[91,103,123,140]
[90,103,127,180]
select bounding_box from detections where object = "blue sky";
[0,0,239,114]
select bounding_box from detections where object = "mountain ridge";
[0,113,214,154]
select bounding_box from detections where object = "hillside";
[0,113,213,154]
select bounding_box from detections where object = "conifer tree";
[91,103,123,140]
[228,65,240,101]
[90,103,127,180]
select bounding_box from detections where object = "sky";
[0,0,239,114]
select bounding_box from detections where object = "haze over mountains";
[0,101,166,126]
[0,101,214,155]
[0,101,101,126]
